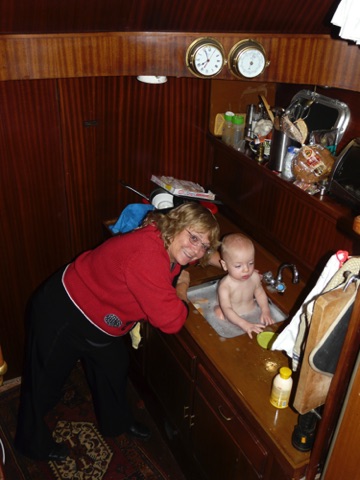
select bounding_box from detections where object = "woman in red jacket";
[15,202,220,461]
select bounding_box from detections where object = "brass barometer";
[228,39,269,79]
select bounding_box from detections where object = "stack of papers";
[151,175,216,200]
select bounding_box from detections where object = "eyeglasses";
[186,230,211,253]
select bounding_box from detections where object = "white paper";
[331,0,360,44]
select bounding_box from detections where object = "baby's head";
[220,233,255,280]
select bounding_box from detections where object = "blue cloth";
[109,204,155,234]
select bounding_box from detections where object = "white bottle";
[270,367,293,409]
[281,146,299,181]
[222,111,235,146]
[231,114,245,152]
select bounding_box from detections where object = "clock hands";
[208,50,216,61]
[186,38,225,77]
[200,49,210,66]
[200,48,218,68]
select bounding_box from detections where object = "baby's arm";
[253,279,274,326]
[217,281,265,339]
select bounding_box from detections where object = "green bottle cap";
[232,115,244,125]
[224,111,235,121]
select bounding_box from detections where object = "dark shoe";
[47,443,70,462]
[127,422,151,441]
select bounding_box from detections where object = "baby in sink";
[214,233,274,339]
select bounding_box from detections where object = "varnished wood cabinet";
[145,324,309,480]
[192,364,267,480]
[209,135,358,281]
[146,328,264,480]
[146,327,196,442]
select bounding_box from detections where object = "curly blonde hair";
[143,202,220,265]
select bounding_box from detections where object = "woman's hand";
[176,270,190,302]
[206,251,222,268]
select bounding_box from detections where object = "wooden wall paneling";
[0,0,337,35]
[59,76,112,255]
[59,76,148,255]
[0,33,359,92]
[259,179,354,277]
[209,80,277,136]
[313,37,360,92]
[108,76,169,213]
[0,79,70,377]
[322,355,360,480]
[59,76,212,258]
[158,77,212,186]
[211,144,264,228]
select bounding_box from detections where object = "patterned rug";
[0,363,186,479]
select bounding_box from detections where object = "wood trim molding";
[1,32,359,91]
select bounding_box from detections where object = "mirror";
[288,89,350,145]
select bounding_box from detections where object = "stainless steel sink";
[188,280,288,338]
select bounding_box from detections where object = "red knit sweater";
[63,225,188,336]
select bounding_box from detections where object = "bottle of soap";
[231,114,245,152]
[222,111,235,145]
[270,367,293,409]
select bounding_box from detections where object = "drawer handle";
[183,405,190,419]
[218,405,233,422]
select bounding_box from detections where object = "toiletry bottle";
[270,367,293,409]
[281,146,299,181]
[222,111,235,145]
[231,115,245,151]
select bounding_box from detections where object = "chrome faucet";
[276,263,300,285]
[263,263,299,293]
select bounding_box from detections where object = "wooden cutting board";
[293,283,357,414]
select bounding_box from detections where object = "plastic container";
[222,111,235,145]
[270,367,293,409]
[231,115,245,151]
[281,146,299,181]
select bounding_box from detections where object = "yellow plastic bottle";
[270,367,293,409]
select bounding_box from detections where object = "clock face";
[186,38,225,78]
[194,45,224,77]
[238,48,266,78]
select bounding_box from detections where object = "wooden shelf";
[208,134,359,282]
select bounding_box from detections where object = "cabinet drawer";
[197,365,268,477]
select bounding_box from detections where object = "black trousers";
[15,267,134,460]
